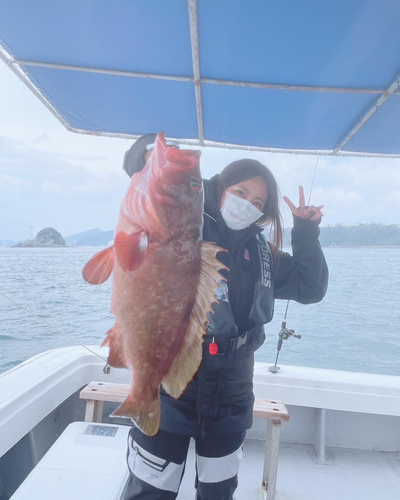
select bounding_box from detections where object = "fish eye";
[190,178,201,192]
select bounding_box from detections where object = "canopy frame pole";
[10,56,399,95]
[56,129,400,158]
[188,0,204,145]
[202,78,389,95]
[11,58,192,83]
[333,74,400,154]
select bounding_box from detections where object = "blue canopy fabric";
[1,0,400,156]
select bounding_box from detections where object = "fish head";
[124,132,203,239]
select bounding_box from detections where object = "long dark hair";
[218,159,283,251]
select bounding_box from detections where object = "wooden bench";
[80,381,289,500]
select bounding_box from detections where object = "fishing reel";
[278,327,301,346]
[268,317,301,374]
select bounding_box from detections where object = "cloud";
[0,134,125,185]
[311,186,363,207]
[81,155,108,162]
[41,181,62,194]
[2,109,400,240]
[0,134,128,239]
[32,133,49,145]
[0,173,33,193]
[372,190,400,217]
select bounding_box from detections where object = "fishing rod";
[268,155,320,373]
[268,301,301,373]
[0,290,109,368]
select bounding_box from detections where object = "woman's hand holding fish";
[283,185,324,221]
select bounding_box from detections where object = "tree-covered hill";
[319,223,400,247]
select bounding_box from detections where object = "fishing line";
[0,290,108,363]
[282,155,320,245]
[272,155,321,372]
[308,155,320,205]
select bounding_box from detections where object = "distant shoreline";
[283,245,400,249]
[9,245,70,248]
[323,245,400,248]
[2,244,400,249]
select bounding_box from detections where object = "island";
[277,223,400,248]
[5,223,400,248]
[318,223,400,247]
[13,228,67,247]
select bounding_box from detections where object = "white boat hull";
[1,346,399,499]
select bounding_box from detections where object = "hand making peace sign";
[283,186,324,221]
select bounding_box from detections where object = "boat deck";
[178,438,400,500]
[9,424,400,500]
[3,350,400,500]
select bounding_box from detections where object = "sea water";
[0,246,399,376]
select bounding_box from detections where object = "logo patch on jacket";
[244,249,250,260]
[255,235,272,288]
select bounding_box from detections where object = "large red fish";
[82,133,226,436]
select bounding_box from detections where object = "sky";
[1,62,400,241]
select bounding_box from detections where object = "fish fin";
[162,242,228,399]
[114,230,148,272]
[82,246,114,284]
[102,324,127,369]
[112,392,161,437]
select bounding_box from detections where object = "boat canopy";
[1,0,400,157]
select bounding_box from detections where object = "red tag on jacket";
[209,342,218,355]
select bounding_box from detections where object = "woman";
[122,135,328,500]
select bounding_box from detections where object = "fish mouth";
[151,132,201,176]
[165,148,201,172]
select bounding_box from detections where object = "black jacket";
[159,174,328,436]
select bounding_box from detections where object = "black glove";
[122,133,157,178]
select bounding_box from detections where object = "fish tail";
[112,394,161,437]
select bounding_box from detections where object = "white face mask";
[220,191,264,230]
